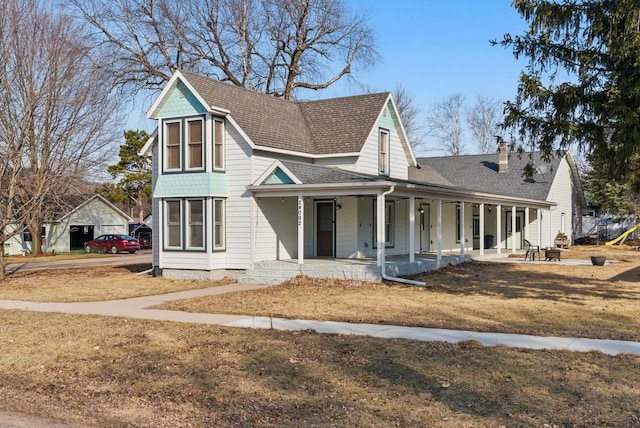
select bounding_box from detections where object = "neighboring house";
[142,70,583,282]
[3,195,133,255]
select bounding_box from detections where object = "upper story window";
[165,121,181,171]
[163,115,208,172]
[214,119,225,170]
[187,119,204,170]
[379,128,390,176]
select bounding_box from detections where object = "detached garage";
[46,195,133,253]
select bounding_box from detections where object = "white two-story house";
[142,71,584,283]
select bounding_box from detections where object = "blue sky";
[127,1,529,155]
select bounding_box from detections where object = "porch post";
[409,196,415,263]
[297,195,304,265]
[511,205,517,254]
[537,208,542,247]
[436,199,442,267]
[479,203,485,256]
[459,201,465,257]
[376,191,385,267]
[496,204,502,254]
[524,207,530,243]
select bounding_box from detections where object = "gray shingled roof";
[280,160,382,184]
[180,71,390,155]
[412,152,563,201]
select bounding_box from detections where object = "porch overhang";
[246,180,555,209]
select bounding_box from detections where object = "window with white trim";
[213,119,224,170]
[213,198,225,249]
[187,199,204,249]
[187,119,204,169]
[379,128,390,176]
[165,200,182,248]
[373,200,395,248]
[164,121,181,170]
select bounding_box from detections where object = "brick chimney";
[498,143,508,173]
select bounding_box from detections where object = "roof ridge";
[179,70,299,105]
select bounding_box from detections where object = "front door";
[315,201,335,257]
[505,211,525,249]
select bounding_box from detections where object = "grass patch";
[160,245,640,341]
[5,251,112,263]
[0,265,232,302]
[0,311,639,427]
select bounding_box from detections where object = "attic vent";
[383,108,388,117]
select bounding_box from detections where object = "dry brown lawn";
[161,245,640,341]
[0,311,639,427]
[0,264,231,302]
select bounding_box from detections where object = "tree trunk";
[29,220,43,255]
[0,242,6,281]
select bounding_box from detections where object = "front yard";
[160,245,640,341]
[0,245,638,426]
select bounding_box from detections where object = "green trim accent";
[154,173,227,197]
[263,167,295,184]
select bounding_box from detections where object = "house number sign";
[297,198,303,226]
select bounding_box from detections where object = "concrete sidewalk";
[0,283,638,356]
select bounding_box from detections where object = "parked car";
[84,234,141,254]
[138,236,151,249]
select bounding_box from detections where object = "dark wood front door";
[316,201,334,257]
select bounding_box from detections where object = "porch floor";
[239,252,488,284]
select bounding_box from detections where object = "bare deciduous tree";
[466,95,502,154]
[68,0,378,100]
[425,93,466,156]
[0,0,119,267]
[393,85,424,150]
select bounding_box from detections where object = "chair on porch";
[523,239,540,261]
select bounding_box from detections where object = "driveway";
[5,250,152,274]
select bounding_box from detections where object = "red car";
[84,234,141,254]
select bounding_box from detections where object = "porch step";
[238,261,382,284]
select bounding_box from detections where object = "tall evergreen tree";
[495,0,640,177]
[97,130,152,223]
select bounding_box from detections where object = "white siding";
[355,102,410,179]
[152,143,161,267]
[313,157,358,171]
[335,197,358,258]
[162,251,210,269]
[544,157,575,247]
[254,198,297,261]
[224,123,253,269]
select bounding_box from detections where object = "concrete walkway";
[0,282,638,356]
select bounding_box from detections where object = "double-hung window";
[187,119,204,170]
[187,199,204,249]
[165,200,182,248]
[165,121,181,170]
[379,128,390,176]
[373,200,395,248]
[213,198,225,249]
[213,119,224,170]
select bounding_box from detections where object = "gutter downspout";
[378,185,426,286]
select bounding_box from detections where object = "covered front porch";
[247,169,554,283]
